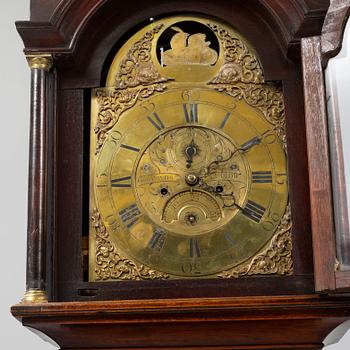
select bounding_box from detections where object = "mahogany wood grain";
[11,295,350,349]
[301,36,337,292]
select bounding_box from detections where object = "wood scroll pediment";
[17,0,330,87]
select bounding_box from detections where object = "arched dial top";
[93,88,288,277]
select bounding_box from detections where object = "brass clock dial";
[93,89,288,277]
[89,15,291,281]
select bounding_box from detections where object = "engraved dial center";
[134,126,249,235]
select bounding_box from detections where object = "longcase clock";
[11,1,350,349]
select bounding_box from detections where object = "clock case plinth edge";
[11,295,350,350]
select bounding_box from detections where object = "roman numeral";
[183,104,198,123]
[119,203,141,228]
[111,176,132,188]
[252,171,272,184]
[242,200,266,223]
[147,112,165,130]
[120,144,140,152]
[189,238,201,258]
[148,229,166,251]
[220,112,231,129]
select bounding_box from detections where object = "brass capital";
[26,55,53,71]
[20,289,49,304]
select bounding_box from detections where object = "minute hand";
[205,136,261,174]
[240,136,261,152]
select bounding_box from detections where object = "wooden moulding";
[16,0,329,87]
[11,295,350,349]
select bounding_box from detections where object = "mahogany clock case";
[15,0,331,302]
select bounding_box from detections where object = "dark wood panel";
[55,89,85,299]
[56,275,314,302]
[283,66,314,275]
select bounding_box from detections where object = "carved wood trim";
[18,0,329,58]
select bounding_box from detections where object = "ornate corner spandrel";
[92,209,169,281]
[218,205,293,278]
[94,23,174,154]
[115,24,171,89]
[206,23,286,148]
[94,84,167,154]
[208,24,264,85]
[212,83,286,147]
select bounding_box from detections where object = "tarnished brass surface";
[26,55,53,71]
[21,289,48,304]
[89,16,291,280]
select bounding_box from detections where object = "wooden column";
[21,55,53,304]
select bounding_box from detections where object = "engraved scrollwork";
[94,84,167,154]
[92,209,169,281]
[218,205,293,278]
[115,24,170,88]
[208,24,264,84]
[212,83,286,147]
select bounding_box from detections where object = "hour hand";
[185,141,197,168]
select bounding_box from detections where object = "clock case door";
[15,0,348,302]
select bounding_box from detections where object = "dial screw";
[186,174,198,186]
[187,214,197,225]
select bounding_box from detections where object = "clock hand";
[185,139,197,168]
[205,136,261,174]
[240,136,261,152]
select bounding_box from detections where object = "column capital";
[26,54,53,71]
